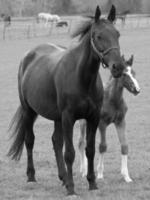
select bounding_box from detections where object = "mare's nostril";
[111,63,124,78]
[112,64,117,70]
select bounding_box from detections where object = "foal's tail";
[7,105,27,161]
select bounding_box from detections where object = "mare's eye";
[97,35,102,40]
[117,31,120,38]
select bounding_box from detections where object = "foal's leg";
[78,119,87,177]
[25,110,37,182]
[115,119,132,183]
[52,121,67,185]
[97,120,107,179]
[62,110,75,195]
[86,114,99,190]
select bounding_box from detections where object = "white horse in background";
[52,15,60,22]
[37,12,60,26]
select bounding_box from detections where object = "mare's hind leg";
[24,109,37,182]
[78,119,87,177]
[115,119,132,183]
[52,121,67,185]
[97,120,107,179]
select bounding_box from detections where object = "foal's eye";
[116,31,120,38]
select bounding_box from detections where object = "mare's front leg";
[52,121,67,186]
[78,119,87,177]
[115,119,132,183]
[97,120,107,179]
[62,110,76,195]
[86,111,99,190]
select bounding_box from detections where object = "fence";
[1,14,150,40]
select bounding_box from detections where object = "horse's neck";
[77,34,100,90]
[105,76,124,102]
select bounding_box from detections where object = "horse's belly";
[22,67,60,120]
[28,96,60,120]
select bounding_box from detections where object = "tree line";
[0,0,149,17]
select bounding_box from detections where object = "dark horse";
[1,13,11,27]
[56,20,68,27]
[8,5,125,195]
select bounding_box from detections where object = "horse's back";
[21,43,65,74]
[32,43,65,56]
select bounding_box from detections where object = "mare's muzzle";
[111,63,124,78]
[91,38,124,78]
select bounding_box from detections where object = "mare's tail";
[7,105,28,161]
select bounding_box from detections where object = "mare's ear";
[126,54,134,66]
[108,4,116,22]
[95,6,101,22]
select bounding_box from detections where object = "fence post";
[3,24,6,40]
[27,25,31,38]
[49,22,54,35]
[68,19,72,34]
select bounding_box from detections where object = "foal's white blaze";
[97,153,104,179]
[126,67,140,92]
[121,155,132,183]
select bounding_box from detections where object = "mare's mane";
[71,17,112,41]
[71,18,92,40]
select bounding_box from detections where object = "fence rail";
[1,14,150,40]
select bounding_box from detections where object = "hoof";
[67,190,76,196]
[27,177,36,182]
[59,175,67,187]
[97,173,104,180]
[66,193,79,200]
[89,183,98,190]
[121,172,133,183]
[61,180,67,186]
[124,176,133,183]
[66,185,76,196]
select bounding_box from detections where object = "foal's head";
[122,55,140,95]
[91,5,124,78]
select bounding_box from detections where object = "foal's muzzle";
[133,88,140,96]
[131,85,140,96]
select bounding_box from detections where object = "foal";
[79,55,140,182]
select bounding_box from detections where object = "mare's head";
[71,5,125,78]
[122,55,140,95]
[90,5,125,78]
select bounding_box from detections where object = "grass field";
[0,26,150,200]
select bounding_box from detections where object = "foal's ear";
[126,54,134,66]
[121,55,125,62]
[95,6,101,22]
[108,4,116,23]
